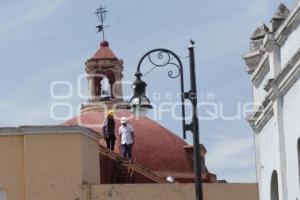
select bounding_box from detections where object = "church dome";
[63,110,195,181]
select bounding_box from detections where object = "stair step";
[115,175,130,178]
[112,159,136,184]
[118,173,129,176]
[117,167,128,170]
[117,172,128,174]
[118,166,128,170]
[117,169,128,173]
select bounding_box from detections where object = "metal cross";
[95,2,109,40]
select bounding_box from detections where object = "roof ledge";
[0,125,101,140]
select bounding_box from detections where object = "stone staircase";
[113,159,136,183]
[98,145,167,183]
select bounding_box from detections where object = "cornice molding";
[0,125,101,141]
[275,1,300,45]
[85,59,123,73]
[248,101,274,133]
[243,50,264,74]
[252,53,270,85]
[249,48,300,133]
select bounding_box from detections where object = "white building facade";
[243,2,300,200]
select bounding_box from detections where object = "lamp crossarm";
[135,48,189,139]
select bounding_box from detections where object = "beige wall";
[24,134,83,200]
[89,183,258,200]
[80,134,101,184]
[0,128,101,200]
[0,136,25,200]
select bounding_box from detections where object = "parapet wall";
[88,183,258,200]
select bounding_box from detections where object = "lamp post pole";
[129,41,203,200]
[188,42,203,200]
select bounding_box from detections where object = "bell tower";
[81,40,124,113]
[81,3,125,113]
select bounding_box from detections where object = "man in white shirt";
[118,117,134,160]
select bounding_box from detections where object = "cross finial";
[95,2,109,40]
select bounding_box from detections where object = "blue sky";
[0,0,296,182]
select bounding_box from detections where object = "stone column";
[265,33,281,77]
[270,44,281,77]
[88,75,96,101]
[267,35,288,200]
[273,93,287,200]
[114,73,123,100]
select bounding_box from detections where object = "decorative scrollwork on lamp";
[137,49,183,79]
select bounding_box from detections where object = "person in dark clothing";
[102,110,116,151]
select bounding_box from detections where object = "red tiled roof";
[91,40,117,60]
[63,111,194,179]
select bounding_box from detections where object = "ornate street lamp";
[129,72,153,117]
[128,40,203,200]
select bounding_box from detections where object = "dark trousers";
[105,137,115,151]
[121,144,133,160]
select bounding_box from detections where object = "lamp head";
[129,72,153,117]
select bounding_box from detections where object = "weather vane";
[95,2,109,40]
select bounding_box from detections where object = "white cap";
[120,117,127,124]
[166,176,175,183]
